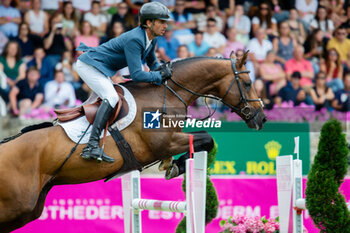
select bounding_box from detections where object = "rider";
[75,2,172,163]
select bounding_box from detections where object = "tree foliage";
[305,119,350,232]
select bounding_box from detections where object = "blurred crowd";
[1,0,350,120]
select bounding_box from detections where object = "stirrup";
[81,145,115,163]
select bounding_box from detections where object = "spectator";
[273,21,297,67]
[9,66,44,116]
[71,0,93,13]
[84,1,108,37]
[55,50,79,87]
[169,0,196,45]
[0,30,8,54]
[341,5,350,36]
[223,28,244,59]
[197,4,224,32]
[27,47,52,87]
[43,69,76,108]
[175,44,190,60]
[259,50,286,96]
[295,0,317,26]
[287,8,306,44]
[0,0,21,38]
[151,0,175,9]
[254,78,273,109]
[58,1,79,38]
[309,71,335,111]
[43,15,72,74]
[246,28,273,67]
[332,71,350,112]
[310,6,335,38]
[100,0,122,12]
[205,47,222,57]
[210,0,234,17]
[251,2,278,39]
[100,21,125,44]
[268,0,291,23]
[304,29,326,62]
[320,0,344,29]
[275,71,309,106]
[320,48,344,93]
[326,25,350,63]
[14,23,41,62]
[41,0,62,15]
[0,40,26,103]
[74,21,99,50]
[110,2,136,31]
[284,44,314,88]
[125,0,149,14]
[157,25,180,61]
[226,4,251,46]
[236,49,256,82]
[183,0,206,14]
[203,18,226,55]
[187,29,210,57]
[24,0,49,38]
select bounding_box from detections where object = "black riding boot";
[81,99,115,163]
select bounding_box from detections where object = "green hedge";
[176,142,219,233]
[305,119,350,232]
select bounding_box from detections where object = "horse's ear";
[230,51,236,59]
[239,50,249,68]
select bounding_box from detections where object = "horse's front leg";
[159,131,214,179]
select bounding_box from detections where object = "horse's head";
[219,51,267,130]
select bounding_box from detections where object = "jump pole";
[121,151,207,233]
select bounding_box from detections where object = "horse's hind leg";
[0,186,52,233]
[160,131,214,178]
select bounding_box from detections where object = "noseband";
[163,59,264,121]
[220,59,264,120]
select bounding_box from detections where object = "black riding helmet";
[139,2,171,27]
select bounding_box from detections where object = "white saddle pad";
[58,85,137,144]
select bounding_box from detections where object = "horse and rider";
[0,2,266,232]
[76,2,173,164]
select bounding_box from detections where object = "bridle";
[162,58,264,121]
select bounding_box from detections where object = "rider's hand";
[157,62,172,81]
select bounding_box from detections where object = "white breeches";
[76,60,119,107]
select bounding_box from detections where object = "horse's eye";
[243,81,251,89]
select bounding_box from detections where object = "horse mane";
[0,122,54,145]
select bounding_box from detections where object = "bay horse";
[0,52,266,232]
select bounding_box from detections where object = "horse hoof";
[165,164,179,180]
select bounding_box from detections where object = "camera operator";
[43,15,73,86]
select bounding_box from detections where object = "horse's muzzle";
[246,110,267,131]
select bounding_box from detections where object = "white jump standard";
[122,151,208,233]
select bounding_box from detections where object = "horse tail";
[0,121,54,144]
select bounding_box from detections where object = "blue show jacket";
[77,26,162,85]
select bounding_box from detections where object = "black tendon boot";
[81,99,115,163]
[165,151,190,180]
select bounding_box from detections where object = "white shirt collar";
[145,30,152,50]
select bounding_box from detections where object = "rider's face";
[152,19,168,37]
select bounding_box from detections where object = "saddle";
[55,85,129,125]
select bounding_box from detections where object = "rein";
[163,59,264,121]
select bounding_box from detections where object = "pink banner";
[13,176,350,233]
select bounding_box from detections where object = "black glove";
[156,62,172,81]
